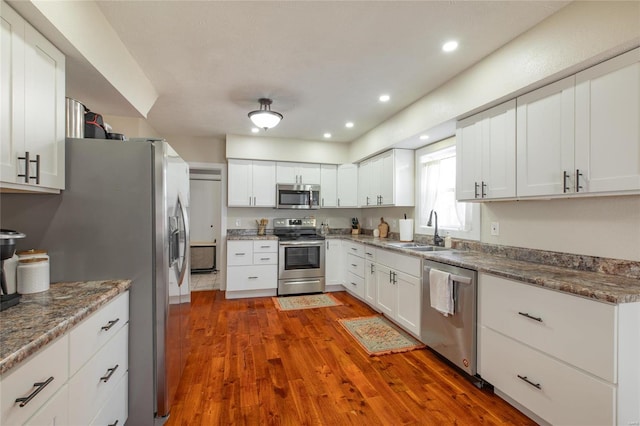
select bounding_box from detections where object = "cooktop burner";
[273,217,324,241]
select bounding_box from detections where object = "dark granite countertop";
[0,279,131,376]
[328,235,640,304]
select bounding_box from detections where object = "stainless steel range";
[273,218,325,296]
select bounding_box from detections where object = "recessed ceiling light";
[251,127,259,133]
[419,134,429,140]
[345,122,354,128]
[379,94,390,102]
[323,133,332,138]
[442,40,458,53]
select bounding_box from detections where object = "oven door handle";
[279,240,325,247]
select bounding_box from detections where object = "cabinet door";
[23,24,65,189]
[298,163,321,184]
[378,151,394,205]
[482,100,516,199]
[358,160,371,206]
[395,270,421,337]
[251,160,276,207]
[575,48,640,194]
[325,239,343,286]
[276,162,297,184]
[320,164,337,207]
[25,384,69,426]
[456,117,483,201]
[337,164,358,207]
[517,76,575,197]
[227,159,252,206]
[364,260,377,308]
[375,264,395,317]
[1,4,25,184]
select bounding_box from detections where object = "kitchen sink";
[386,242,425,248]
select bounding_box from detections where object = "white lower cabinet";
[91,371,128,426]
[226,240,278,298]
[325,239,343,286]
[342,242,365,299]
[364,259,377,308]
[374,249,421,338]
[479,273,640,425]
[0,291,130,426]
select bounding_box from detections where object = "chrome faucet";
[427,210,444,247]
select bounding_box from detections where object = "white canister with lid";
[17,249,50,294]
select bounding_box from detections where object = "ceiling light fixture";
[442,40,458,52]
[251,127,259,133]
[419,134,430,140]
[323,133,332,139]
[248,98,283,130]
[379,94,390,102]
[345,122,354,128]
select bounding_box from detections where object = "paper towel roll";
[399,219,414,242]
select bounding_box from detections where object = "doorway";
[189,165,224,290]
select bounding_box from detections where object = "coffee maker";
[1,229,26,311]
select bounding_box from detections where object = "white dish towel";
[429,269,454,317]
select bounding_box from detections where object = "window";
[416,137,479,240]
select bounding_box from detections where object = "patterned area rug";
[338,315,425,356]
[273,293,344,311]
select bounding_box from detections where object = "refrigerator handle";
[176,192,190,287]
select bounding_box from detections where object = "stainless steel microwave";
[276,184,320,209]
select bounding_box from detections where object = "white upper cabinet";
[516,76,576,197]
[336,163,358,207]
[1,2,65,192]
[227,159,276,207]
[319,164,337,207]
[574,48,640,194]
[457,100,516,201]
[358,149,414,207]
[276,162,321,184]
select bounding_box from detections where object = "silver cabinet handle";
[15,377,54,407]
[351,247,357,251]
[517,374,541,390]
[351,264,357,267]
[248,276,258,279]
[337,198,341,207]
[108,421,119,426]
[100,365,119,383]
[474,182,480,198]
[322,198,324,207]
[575,169,583,192]
[351,282,357,286]
[253,196,256,205]
[481,181,487,198]
[370,263,375,274]
[260,257,269,261]
[17,152,41,183]
[235,253,246,256]
[260,245,270,248]
[518,312,543,322]
[101,318,120,331]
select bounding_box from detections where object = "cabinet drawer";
[253,240,277,253]
[227,265,277,291]
[375,249,421,277]
[345,272,365,300]
[70,291,129,375]
[343,241,364,257]
[0,335,68,426]
[346,253,365,277]
[362,247,376,261]
[69,323,128,426]
[90,371,128,426]
[253,252,277,265]
[25,384,68,426]
[480,327,614,426]
[479,274,616,382]
[227,241,253,266]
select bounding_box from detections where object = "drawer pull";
[248,276,258,279]
[100,365,119,383]
[235,253,246,256]
[260,257,270,260]
[351,264,357,267]
[365,252,373,256]
[517,374,541,390]
[351,247,357,251]
[101,318,120,331]
[518,312,543,322]
[108,421,119,426]
[351,282,357,286]
[15,376,54,407]
[260,245,270,248]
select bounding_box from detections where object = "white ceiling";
[73,1,568,143]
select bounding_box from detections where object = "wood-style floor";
[167,290,535,425]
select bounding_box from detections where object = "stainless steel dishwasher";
[421,259,478,377]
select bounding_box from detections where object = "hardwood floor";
[167,290,535,425]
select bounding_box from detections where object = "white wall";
[481,196,640,262]
[226,134,349,164]
[167,135,226,164]
[102,114,161,139]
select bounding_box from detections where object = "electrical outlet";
[490,222,500,236]
[235,219,241,227]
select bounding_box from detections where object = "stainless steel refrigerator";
[0,138,191,425]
